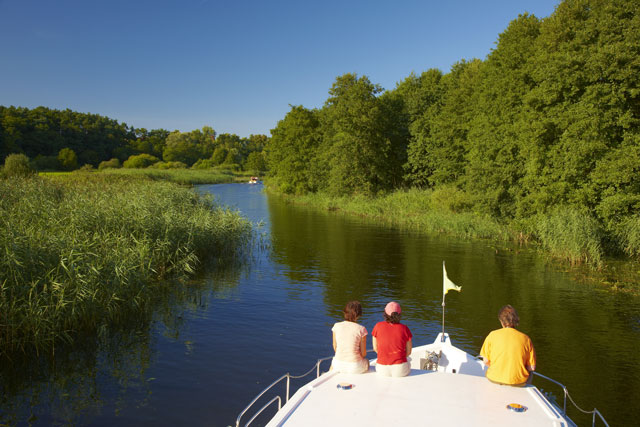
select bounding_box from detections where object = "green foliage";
[319,73,406,195]
[151,161,187,169]
[0,175,251,353]
[533,206,603,266]
[211,146,228,165]
[429,185,473,213]
[98,158,121,170]
[263,0,640,263]
[32,154,59,171]
[267,105,322,194]
[244,151,267,172]
[123,153,160,168]
[2,153,35,177]
[617,215,640,260]
[57,148,78,171]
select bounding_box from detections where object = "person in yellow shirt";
[480,305,536,386]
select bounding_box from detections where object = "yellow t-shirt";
[480,327,536,385]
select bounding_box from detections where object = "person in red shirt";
[372,301,413,377]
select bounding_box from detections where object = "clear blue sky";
[0,0,559,137]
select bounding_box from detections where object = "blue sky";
[0,0,559,137]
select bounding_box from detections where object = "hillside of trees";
[265,0,640,262]
[0,106,268,172]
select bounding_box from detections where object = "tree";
[320,73,402,195]
[58,148,78,171]
[244,151,267,173]
[267,105,322,194]
[3,153,35,177]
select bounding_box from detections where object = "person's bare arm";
[360,335,367,358]
[406,339,412,357]
[372,336,378,353]
[332,331,337,352]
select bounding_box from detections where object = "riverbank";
[267,185,640,294]
[0,174,252,355]
[41,166,256,186]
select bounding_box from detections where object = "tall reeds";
[0,174,251,354]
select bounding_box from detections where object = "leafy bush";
[98,158,121,170]
[58,148,78,171]
[191,158,217,169]
[151,161,187,169]
[123,153,160,169]
[3,153,36,177]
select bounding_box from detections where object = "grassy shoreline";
[0,174,252,354]
[266,184,640,294]
[40,166,256,186]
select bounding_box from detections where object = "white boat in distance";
[236,333,608,427]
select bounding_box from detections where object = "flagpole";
[441,261,446,342]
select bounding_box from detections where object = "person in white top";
[331,301,369,374]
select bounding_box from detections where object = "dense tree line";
[0,106,268,172]
[266,0,639,259]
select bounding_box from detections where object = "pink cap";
[385,301,402,315]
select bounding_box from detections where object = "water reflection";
[266,191,640,426]
[0,260,249,426]
[1,183,638,426]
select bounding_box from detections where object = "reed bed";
[270,186,617,268]
[280,188,511,241]
[98,167,238,185]
[0,174,252,354]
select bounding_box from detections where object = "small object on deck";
[336,382,354,390]
[506,403,527,413]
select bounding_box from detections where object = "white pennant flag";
[443,261,461,296]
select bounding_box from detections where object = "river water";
[1,183,638,426]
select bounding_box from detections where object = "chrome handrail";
[532,372,609,427]
[235,349,374,427]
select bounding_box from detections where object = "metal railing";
[236,349,376,427]
[532,372,609,427]
[235,355,333,427]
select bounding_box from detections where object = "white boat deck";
[265,335,571,427]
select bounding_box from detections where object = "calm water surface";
[1,183,638,426]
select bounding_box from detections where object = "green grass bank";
[0,174,252,354]
[40,166,255,186]
[267,185,640,294]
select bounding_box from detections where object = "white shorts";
[375,362,411,377]
[331,357,369,374]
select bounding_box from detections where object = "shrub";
[3,153,36,177]
[123,153,160,169]
[152,161,187,169]
[58,148,78,171]
[98,158,121,170]
[191,158,217,169]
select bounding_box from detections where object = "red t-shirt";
[372,321,412,365]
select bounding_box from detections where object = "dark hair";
[343,301,362,322]
[499,305,519,328]
[383,312,401,324]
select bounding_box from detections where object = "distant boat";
[248,176,259,184]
